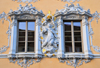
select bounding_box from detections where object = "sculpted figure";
[24,4,29,11]
[18,4,23,11]
[40,13,58,57]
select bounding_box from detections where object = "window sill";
[64,53,93,58]
[8,53,40,58]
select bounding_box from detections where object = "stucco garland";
[59,58,91,68]
[61,0,80,4]
[12,0,40,3]
[0,12,11,53]
[89,11,100,53]
[9,58,41,68]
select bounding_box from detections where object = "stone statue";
[40,13,58,57]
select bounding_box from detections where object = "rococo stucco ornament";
[8,4,44,17]
[9,58,41,68]
[61,0,80,4]
[12,0,40,3]
[55,3,91,17]
[88,11,100,53]
[59,58,91,68]
[12,0,80,4]
[40,11,59,57]
[0,12,11,53]
[0,0,100,68]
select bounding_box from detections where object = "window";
[64,20,82,52]
[17,21,35,52]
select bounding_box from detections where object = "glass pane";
[28,22,35,31]
[19,22,26,31]
[65,32,72,41]
[19,37,25,41]
[28,32,34,41]
[27,42,34,52]
[18,42,25,52]
[19,32,25,36]
[28,32,34,36]
[74,32,81,41]
[73,22,81,31]
[75,42,82,52]
[28,36,34,41]
[65,32,71,36]
[64,22,71,31]
[65,37,72,41]
[65,42,72,52]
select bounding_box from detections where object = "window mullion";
[71,21,75,52]
[25,21,28,53]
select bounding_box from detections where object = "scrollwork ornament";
[82,16,89,26]
[91,45,100,52]
[9,58,41,68]
[88,11,100,53]
[0,12,12,53]
[61,0,80,4]
[12,0,40,3]
[59,58,91,68]
[35,16,42,26]
[8,4,44,17]
[0,46,9,53]
[54,3,92,17]
[57,16,63,26]
[11,16,17,26]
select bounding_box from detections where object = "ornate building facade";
[0,0,100,68]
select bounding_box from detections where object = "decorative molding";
[35,15,43,57]
[9,58,41,68]
[1,54,100,59]
[88,11,100,53]
[82,16,89,26]
[57,16,63,26]
[0,54,8,58]
[0,46,9,53]
[59,58,91,68]
[8,4,44,17]
[91,45,100,53]
[0,12,8,23]
[0,12,11,53]
[35,16,42,26]
[63,14,82,20]
[54,4,92,17]
[12,0,40,3]
[61,0,80,4]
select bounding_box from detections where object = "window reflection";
[27,42,34,52]
[18,42,25,52]
[65,42,72,52]
[75,42,82,52]
[28,22,35,31]
[74,32,81,41]
[73,22,81,31]
[64,22,71,31]
[18,21,35,52]
[65,32,72,41]
[64,21,82,52]
[19,22,26,31]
